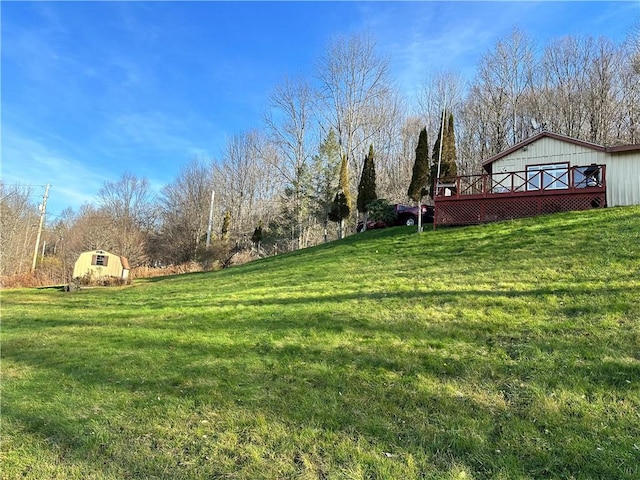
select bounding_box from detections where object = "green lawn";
[2,207,639,479]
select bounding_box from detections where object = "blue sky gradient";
[2,1,638,216]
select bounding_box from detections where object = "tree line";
[2,25,638,283]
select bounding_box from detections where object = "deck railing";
[434,164,606,199]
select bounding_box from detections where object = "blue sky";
[2,1,638,217]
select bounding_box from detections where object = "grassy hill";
[2,206,639,479]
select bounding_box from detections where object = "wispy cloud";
[1,126,108,215]
[98,110,218,163]
[357,3,498,101]
[362,1,636,104]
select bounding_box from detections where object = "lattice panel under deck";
[435,192,606,227]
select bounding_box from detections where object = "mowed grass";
[2,207,639,479]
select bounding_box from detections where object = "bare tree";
[64,204,120,259]
[156,158,214,264]
[377,115,422,202]
[42,207,77,282]
[539,35,593,138]
[618,22,640,143]
[585,37,622,144]
[416,70,464,144]
[415,70,473,182]
[456,90,493,174]
[362,89,409,202]
[470,28,537,154]
[214,131,279,245]
[264,76,317,249]
[538,35,627,145]
[0,182,37,276]
[316,33,392,205]
[216,133,258,240]
[97,172,156,266]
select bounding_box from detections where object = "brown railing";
[434,164,606,199]
[434,165,606,227]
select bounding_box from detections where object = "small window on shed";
[91,254,109,266]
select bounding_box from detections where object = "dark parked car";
[357,204,434,231]
[393,204,434,226]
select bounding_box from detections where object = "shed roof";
[482,131,640,169]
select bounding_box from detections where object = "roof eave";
[481,131,608,168]
[605,144,640,153]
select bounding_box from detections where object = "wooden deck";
[434,165,607,227]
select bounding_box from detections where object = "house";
[434,132,640,227]
[73,249,130,281]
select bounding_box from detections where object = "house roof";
[606,143,640,153]
[482,131,640,169]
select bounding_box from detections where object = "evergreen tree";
[407,128,430,201]
[328,192,350,223]
[221,211,231,241]
[311,129,341,242]
[430,112,458,196]
[279,172,312,250]
[430,119,443,197]
[251,220,263,249]
[328,154,351,238]
[357,144,377,213]
[442,112,458,178]
[339,153,352,212]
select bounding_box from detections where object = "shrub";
[196,240,234,270]
[367,198,397,223]
[75,271,130,287]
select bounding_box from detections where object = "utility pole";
[431,98,447,233]
[420,99,447,234]
[31,184,50,273]
[436,102,447,192]
[205,188,215,248]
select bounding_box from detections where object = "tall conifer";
[430,111,458,196]
[408,128,430,201]
[328,154,351,238]
[339,154,352,211]
[221,211,231,241]
[442,112,458,178]
[357,144,377,213]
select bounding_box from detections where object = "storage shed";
[73,250,130,280]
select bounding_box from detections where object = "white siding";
[601,152,640,207]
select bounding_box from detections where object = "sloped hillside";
[2,206,639,479]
